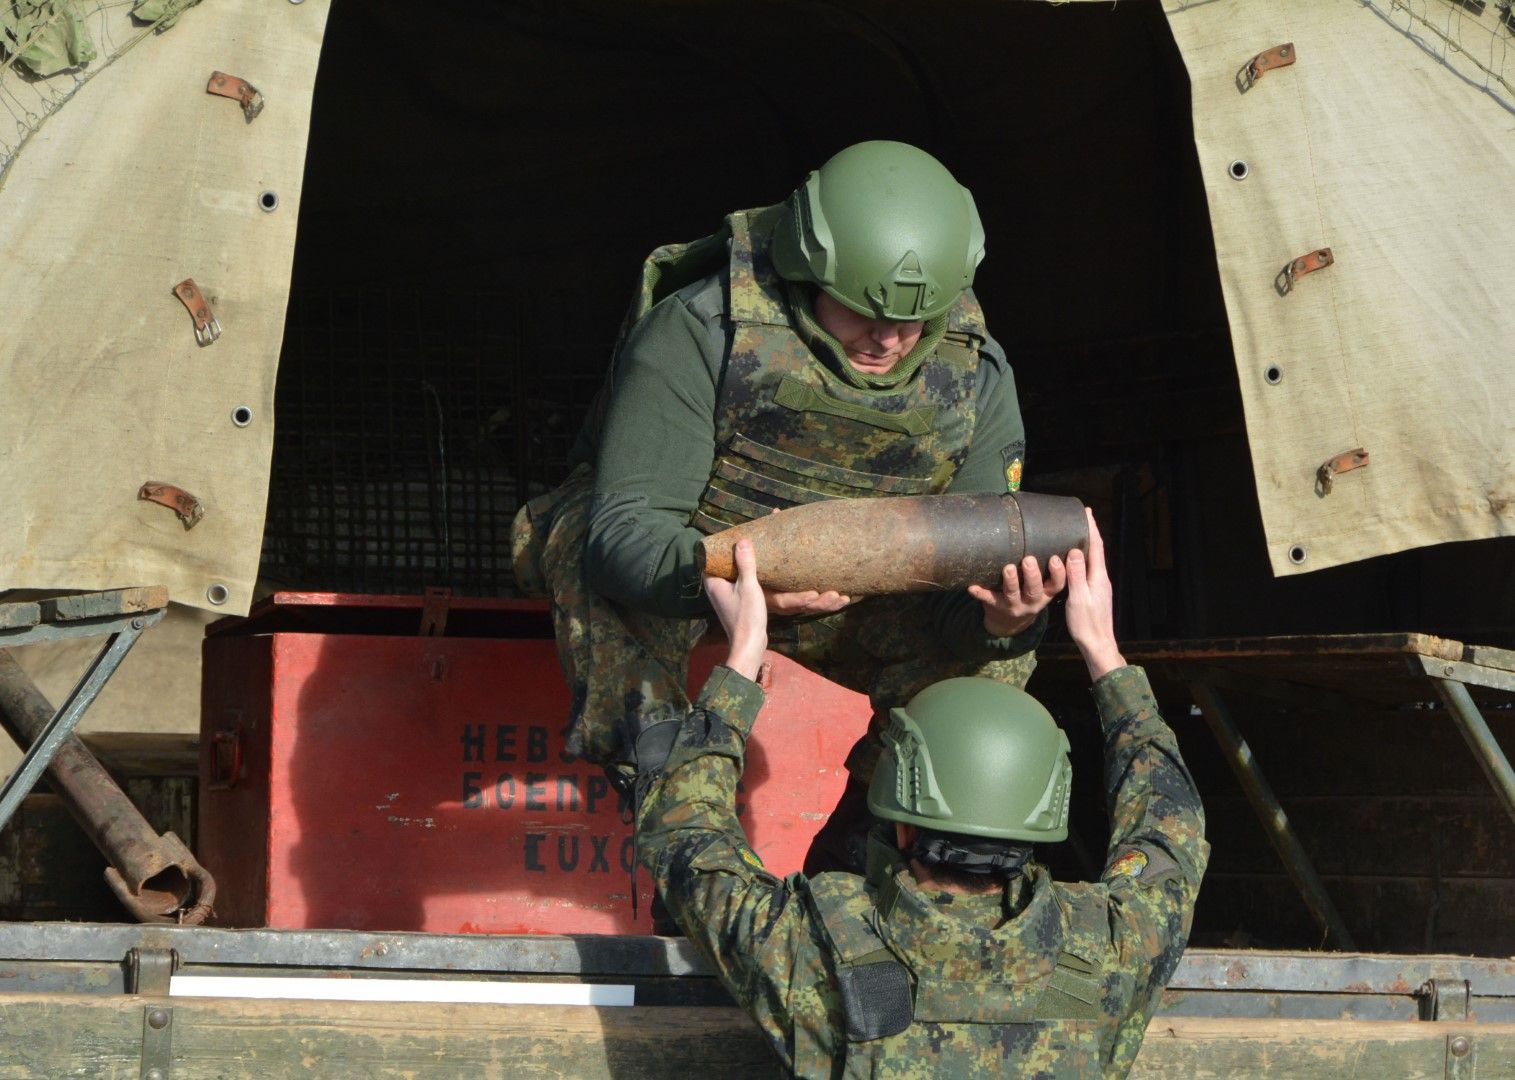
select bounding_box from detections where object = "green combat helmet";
[771,140,985,321]
[868,677,1072,843]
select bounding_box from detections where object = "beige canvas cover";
[1162,0,1515,575]
[0,0,330,615]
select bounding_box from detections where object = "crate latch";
[173,279,222,347]
[1276,247,1334,295]
[138,481,205,529]
[1316,448,1369,496]
[1239,42,1296,92]
[206,70,264,121]
[420,586,452,636]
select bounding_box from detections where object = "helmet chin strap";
[911,831,1034,877]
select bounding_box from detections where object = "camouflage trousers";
[513,464,1037,773]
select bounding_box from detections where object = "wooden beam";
[0,994,772,1078]
[0,993,1512,1077]
[1131,1017,1515,1078]
[0,601,41,631]
[37,587,169,623]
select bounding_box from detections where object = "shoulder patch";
[1108,850,1148,880]
[1000,440,1026,493]
[737,846,765,872]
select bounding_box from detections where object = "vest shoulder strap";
[797,874,913,1043]
[626,222,733,330]
[727,204,791,327]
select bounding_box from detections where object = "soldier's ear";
[894,823,916,851]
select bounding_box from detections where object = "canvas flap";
[1162,0,1515,575]
[0,0,331,614]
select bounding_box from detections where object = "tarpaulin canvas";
[1162,0,1515,575]
[0,0,330,614]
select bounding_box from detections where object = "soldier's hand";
[763,588,851,617]
[970,553,1067,638]
[1065,509,1125,680]
[705,538,769,682]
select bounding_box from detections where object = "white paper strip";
[170,976,634,1006]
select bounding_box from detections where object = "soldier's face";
[814,292,925,376]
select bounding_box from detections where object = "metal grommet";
[1287,545,1308,566]
[207,583,230,606]
[258,190,279,213]
[288,0,305,5]
[231,405,254,427]
[1228,159,1250,181]
[1264,364,1284,385]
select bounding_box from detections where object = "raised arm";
[1066,510,1209,1070]
[634,540,813,1070]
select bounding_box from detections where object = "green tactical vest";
[795,865,1129,1078]
[622,205,987,535]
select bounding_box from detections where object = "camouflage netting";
[0,1,204,170]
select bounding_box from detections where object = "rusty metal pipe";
[0,650,215,924]
[696,491,1089,596]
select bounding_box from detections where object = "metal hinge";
[125,947,179,996]
[1419,977,1471,1021]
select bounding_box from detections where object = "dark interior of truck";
[260,0,1515,954]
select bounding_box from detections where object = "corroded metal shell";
[696,491,1088,595]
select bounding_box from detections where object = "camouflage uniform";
[637,665,1209,1078]
[512,205,1039,770]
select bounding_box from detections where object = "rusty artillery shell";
[696,491,1088,595]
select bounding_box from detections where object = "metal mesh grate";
[260,289,604,596]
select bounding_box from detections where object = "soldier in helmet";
[636,513,1208,1077]
[512,142,1064,864]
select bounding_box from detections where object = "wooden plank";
[38,586,168,623]
[0,994,1510,1078]
[1038,633,1467,663]
[0,994,772,1079]
[1469,644,1515,673]
[1131,1018,1515,1078]
[0,600,41,631]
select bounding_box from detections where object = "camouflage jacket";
[637,665,1209,1078]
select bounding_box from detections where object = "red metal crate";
[199,593,870,934]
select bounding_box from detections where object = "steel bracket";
[1446,1032,1476,1079]
[125,947,178,996]
[140,1003,174,1080]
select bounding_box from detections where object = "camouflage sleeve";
[1092,665,1210,1074]
[636,665,816,1071]
[585,283,729,617]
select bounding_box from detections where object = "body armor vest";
[797,865,1125,1078]
[630,205,987,536]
